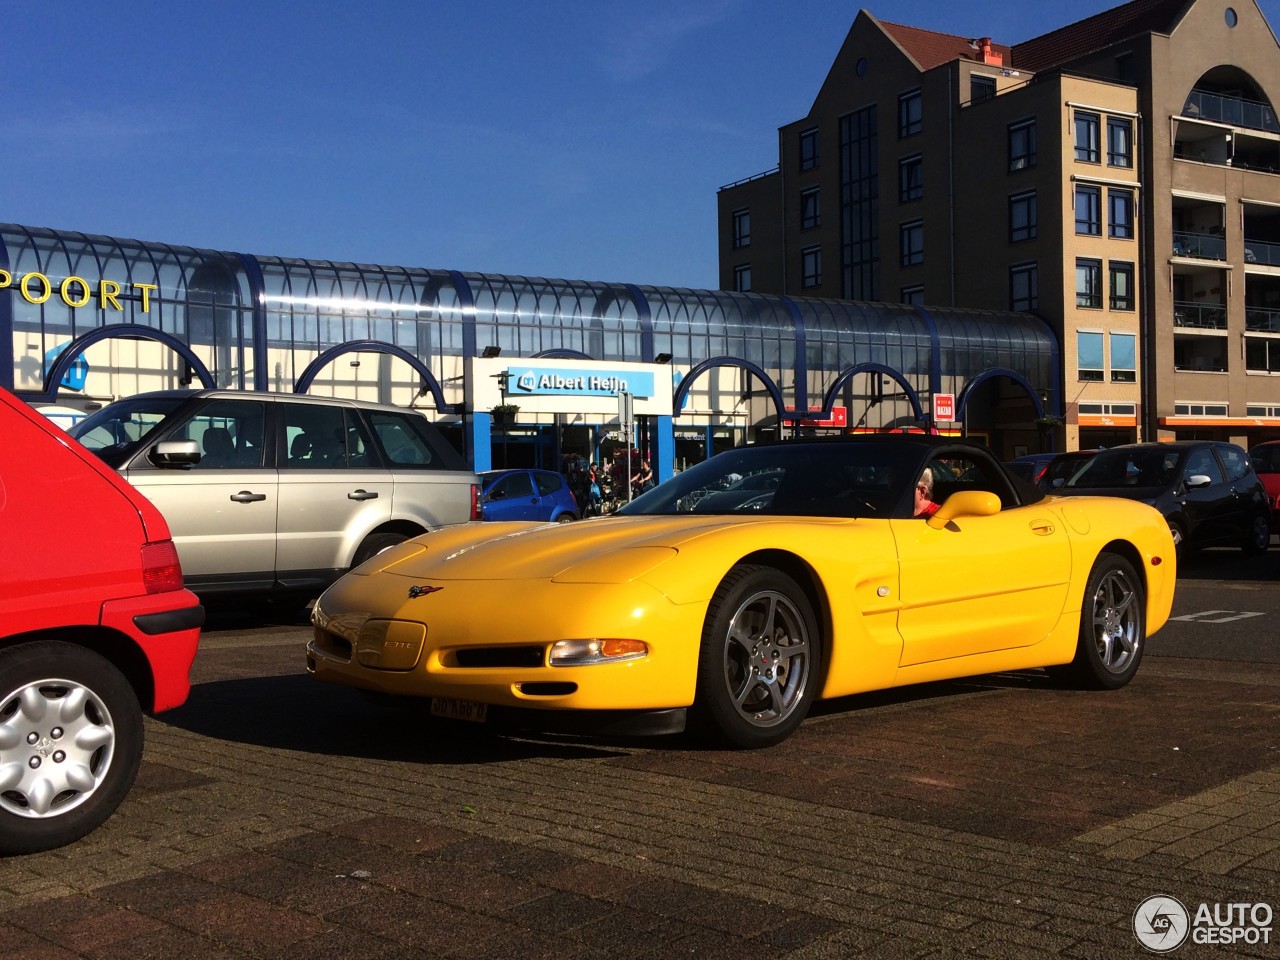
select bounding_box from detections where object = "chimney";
[977,37,1003,66]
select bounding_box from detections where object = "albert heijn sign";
[932,392,956,422]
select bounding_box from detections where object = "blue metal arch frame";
[237,254,269,391]
[821,361,927,423]
[624,283,655,361]
[293,339,458,412]
[40,323,215,402]
[955,367,1045,419]
[672,356,785,424]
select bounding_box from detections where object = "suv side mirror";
[149,439,200,468]
[1184,473,1213,490]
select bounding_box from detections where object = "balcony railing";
[1172,231,1227,260]
[1173,300,1227,329]
[1246,305,1280,333]
[1183,89,1280,134]
[1245,238,1280,266]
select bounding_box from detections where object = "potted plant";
[490,403,520,423]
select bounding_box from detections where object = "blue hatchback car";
[480,468,579,522]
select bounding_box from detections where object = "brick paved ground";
[2,627,1278,959]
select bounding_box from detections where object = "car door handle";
[348,489,379,501]
[230,491,267,503]
[1029,519,1055,536]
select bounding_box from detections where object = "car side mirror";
[926,489,1002,529]
[1185,474,1213,489]
[149,439,200,468]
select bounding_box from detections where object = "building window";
[841,104,879,301]
[898,154,922,202]
[733,264,751,293]
[1109,188,1134,239]
[1111,333,1136,382]
[900,220,924,266]
[1008,119,1036,171]
[1010,262,1038,311]
[1075,185,1101,235]
[1075,111,1100,162]
[799,128,819,170]
[1245,337,1280,372]
[801,246,822,288]
[732,208,750,249]
[801,188,821,230]
[1115,52,1135,83]
[1077,258,1103,308]
[1174,402,1230,416]
[971,75,996,104]
[1009,190,1037,242]
[901,285,924,305]
[1110,261,1134,310]
[898,89,922,137]
[1107,117,1133,167]
[1078,331,1104,381]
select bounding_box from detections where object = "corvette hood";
[366,514,838,582]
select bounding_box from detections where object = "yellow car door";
[890,496,1071,668]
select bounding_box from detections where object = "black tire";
[1053,554,1145,690]
[0,641,143,855]
[1242,512,1271,555]
[1167,520,1187,563]
[555,513,576,523]
[692,565,821,749]
[352,531,410,568]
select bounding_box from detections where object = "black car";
[1054,441,1270,558]
[1007,450,1099,491]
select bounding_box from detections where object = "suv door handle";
[348,489,379,501]
[230,491,267,503]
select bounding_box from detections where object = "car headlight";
[548,638,648,665]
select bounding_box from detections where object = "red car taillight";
[470,483,483,521]
[141,540,185,594]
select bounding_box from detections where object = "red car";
[1250,441,1280,531]
[0,387,204,854]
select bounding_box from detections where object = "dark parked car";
[1249,440,1280,531]
[480,468,578,522]
[1055,441,1270,558]
[1008,450,1098,491]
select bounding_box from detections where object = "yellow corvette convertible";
[307,436,1175,748]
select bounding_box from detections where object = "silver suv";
[71,390,480,597]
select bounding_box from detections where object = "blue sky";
[6,1,1280,289]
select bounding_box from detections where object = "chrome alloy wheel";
[0,678,117,819]
[1089,567,1141,676]
[720,589,812,728]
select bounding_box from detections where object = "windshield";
[617,442,927,519]
[1063,447,1182,490]
[69,396,186,467]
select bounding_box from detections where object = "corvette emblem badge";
[408,585,444,598]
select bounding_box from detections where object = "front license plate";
[430,697,488,723]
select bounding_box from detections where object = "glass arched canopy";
[1,222,1058,419]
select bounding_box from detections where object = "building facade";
[718,0,1280,452]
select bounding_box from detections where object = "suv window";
[366,410,455,468]
[1216,444,1251,483]
[282,403,348,469]
[170,400,268,470]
